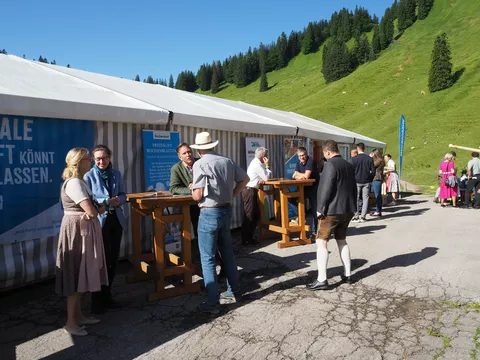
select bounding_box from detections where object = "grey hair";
[255,147,268,159]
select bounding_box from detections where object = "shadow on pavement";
[348,225,387,236]
[352,247,439,283]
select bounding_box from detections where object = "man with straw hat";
[191,132,250,314]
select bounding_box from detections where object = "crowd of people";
[435,150,480,208]
[55,134,406,334]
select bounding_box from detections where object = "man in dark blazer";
[307,140,358,291]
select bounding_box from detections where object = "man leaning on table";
[242,147,272,246]
[292,147,320,240]
[190,132,250,314]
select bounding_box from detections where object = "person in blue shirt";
[84,145,126,314]
[292,147,320,240]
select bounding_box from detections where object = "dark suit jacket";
[317,155,358,216]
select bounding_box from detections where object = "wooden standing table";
[258,178,315,248]
[126,192,201,302]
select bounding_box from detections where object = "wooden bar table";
[258,178,315,248]
[126,192,201,302]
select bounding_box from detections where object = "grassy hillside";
[199,0,480,187]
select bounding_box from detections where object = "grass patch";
[202,0,480,187]
[428,328,452,359]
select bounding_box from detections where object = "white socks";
[337,240,351,277]
[315,240,329,282]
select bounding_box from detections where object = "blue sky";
[1,0,392,81]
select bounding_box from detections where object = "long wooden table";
[258,178,315,248]
[126,192,201,302]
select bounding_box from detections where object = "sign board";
[142,130,180,191]
[245,137,265,167]
[0,115,94,244]
[399,115,406,178]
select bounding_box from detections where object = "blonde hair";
[444,153,454,161]
[62,148,90,180]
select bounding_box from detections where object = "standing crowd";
[55,133,402,333]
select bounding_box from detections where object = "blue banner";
[142,130,180,191]
[399,115,406,178]
[0,115,94,244]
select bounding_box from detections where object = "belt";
[200,203,231,210]
[246,187,259,191]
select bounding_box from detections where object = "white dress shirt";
[246,158,272,189]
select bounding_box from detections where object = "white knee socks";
[315,240,329,282]
[337,240,351,277]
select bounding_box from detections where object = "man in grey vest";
[464,151,480,208]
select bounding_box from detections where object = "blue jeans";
[198,207,240,306]
[373,180,383,213]
[288,183,318,234]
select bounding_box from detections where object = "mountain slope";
[200,0,480,186]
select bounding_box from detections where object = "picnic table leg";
[181,204,193,287]
[298,185,307,241]
[279,187,290,246]
[151,207,165,300]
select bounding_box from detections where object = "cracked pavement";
[1,195,479,360]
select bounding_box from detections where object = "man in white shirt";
[241,147,272,246]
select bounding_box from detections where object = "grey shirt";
[192,151,248,208]
[468,158,480,175]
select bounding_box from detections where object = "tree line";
[169,0,435,92]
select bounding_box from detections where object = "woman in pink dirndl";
[438,153,458,207]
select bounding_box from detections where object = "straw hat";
[190,132,218,150]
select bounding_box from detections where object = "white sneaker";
[358,218,366,223]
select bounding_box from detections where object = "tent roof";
[196,95,385,148]
[0,55,170,124]
[0,55,385,147]
[35,61,297,135]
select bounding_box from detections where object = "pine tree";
[168,74,174,88]
[287,31,301,60]
[146,76,155,84]
[322,39,352,83]
[275,32,288,69]
[211,66,220,94]
[372,24,382,54]
[372,14,379,24]
[67,64,70,68]
[428,32,454,92]
[135,74,140,82]
[38,55,44,62]
[337,8,352,42]
[51,60,56,65]
[234,53,248,88]
[352,33,371,68]
[391,0,398,19]
[215,60,224,83]
[418,0,434,20]
[175,71,197,92]
[398,0,417,31]
[380,8,394,50]
[301,23,315,54]
[259,44,268,92]
[330,11,339,37]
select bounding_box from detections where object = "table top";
[127,192,194,207]
[264,178,315,186]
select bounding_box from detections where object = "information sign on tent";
[0,115,94,244]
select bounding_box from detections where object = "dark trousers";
[190,204,201,263]
[373,180,383,213]
[465,176,480,206]
[241,188,260,244]
[92,212,123,306]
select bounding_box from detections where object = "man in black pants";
[464,152,480,208]
[242,147,271,245]
[84,145,126,314]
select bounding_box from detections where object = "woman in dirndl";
[384,154,400,205]
[56,148,109,336]
[438,152,458,208]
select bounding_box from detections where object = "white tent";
[34,60,298,135]
[0,55,170,124]
[196,95,385,148]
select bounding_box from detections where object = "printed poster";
[0,115,94,244]
[142,130,180,191]
[245,137,265,168]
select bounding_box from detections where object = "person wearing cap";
[464,152,480,208]
[190,132,250,314]
[242,147,272,246]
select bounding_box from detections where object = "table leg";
[152,207,166,295]
[127,206,143,283]
[298,185,307,241]
[181,204,192,286]
[279,189,290,246]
